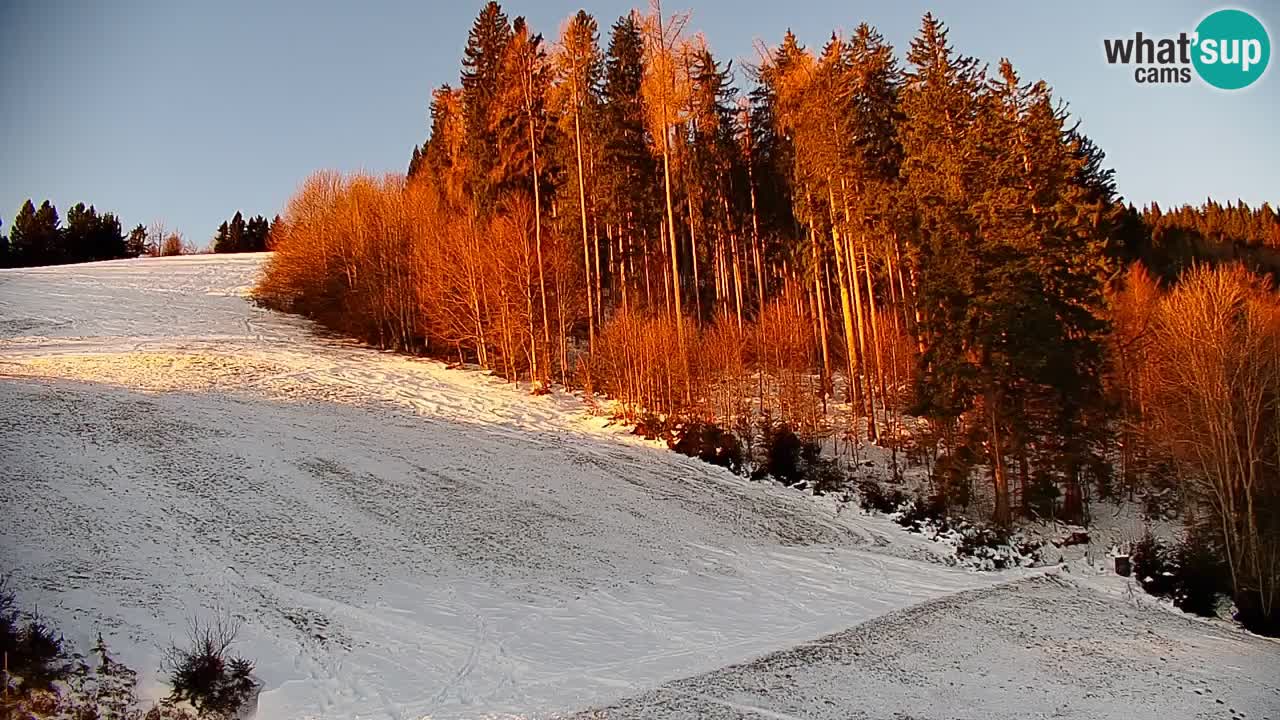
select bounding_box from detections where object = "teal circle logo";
[1192,9,1270,90]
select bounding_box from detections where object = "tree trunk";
[573,110,595,353]
[807,216,831,402]
[528,111,551,380]
[827,185,861,437]
[748,165,765,312]
[686,195,701,324]
[988,390,1011,527]
[863,239,890,432]
[593,215,604,330]
[848,236,874,439]
[731,231,744,328]
[661,132,683,342]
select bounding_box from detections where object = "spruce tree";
[213,221,232,253]
[753,31,810,252]
[227,211,246,253]
[61,203,123,262]
[492,18,553,197]
[554,9,604,348]
[790,34,864,424]
[685,44,742,322]
[998,65,1112,520]
[898,21,1117,524]
[598,12,659,308]
[126,224,148,257]
[268,214,283,249]
[746,31,806,301]
[407,145,423,179]
[255,216,267,251]
[10,200,61,267]
[460,1,513,207]
[96,211,126,260]
[899,14,1008,521]
[64,202,98,263]
[247,215,270,252]
[423,85,468,204]
[847,24,906,435]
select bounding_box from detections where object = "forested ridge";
[255,4,1279,631]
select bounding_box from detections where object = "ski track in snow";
[1,255,1275,720]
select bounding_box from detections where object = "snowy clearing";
[1,255,1276,720]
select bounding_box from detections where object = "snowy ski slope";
[1,255,1276,719]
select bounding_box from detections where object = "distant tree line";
[257,3,1278,631]
[1,199,128,268]
[212,211,278,254]
[0,199,198,268]
[1125,201,1280,281]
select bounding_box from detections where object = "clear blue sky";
[1,0,1276,248]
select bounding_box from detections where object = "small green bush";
[670,420,745,475]
[800,442,845,495]
[0,578,72,698]
[1131,530,1229,619]
[162,616,256,719]
[896,495,948,533]
[858,479,907,514]
[758,423,804,486]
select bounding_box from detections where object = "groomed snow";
[580,575,1280,719]
[1,255,1275,720]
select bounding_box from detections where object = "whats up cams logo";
[1104,8,1270,89]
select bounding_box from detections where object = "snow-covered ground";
[581,575,1280,720]
[1,255,1276,720]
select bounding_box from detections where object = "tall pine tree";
[899,14,1009,522]
[554,10,603,349]
[461,2,513,208]
[598,14,659,311]
[9,200,62,267]
[126,224,148,257]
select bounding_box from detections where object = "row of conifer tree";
[0,200,142,267]
[0,204,282,267]
[256,4,1277,627]
[211,212,277,254]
